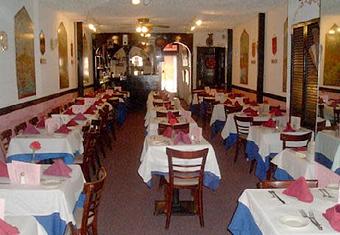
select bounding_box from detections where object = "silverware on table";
[298,209,323,230]
[321,188,333,198]
[318,188,327,197]
[268,190,286,204]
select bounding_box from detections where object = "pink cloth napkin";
[283,122,296,132]
[0,218,19,235]
[55,124,71,134]
[94,100,104,106]
[243,98,250,104]
[331,102,337,108]
[234,101,241,107]
[167,112,178,125]
[243,107,256,113]
[84,108,95,114]
[102,94,111,99]
[66,119,78,127]
[282,176,313,202]
[323,204,340,232]
[73,113,87,121]
[0,161,8,177]
[36,117,45,129]
[23,123,40,135]
[43,159,72,177]
[262,118,276,128]
[224,99,232,105]
[174,131,192,145]
[75,99,84,105]
[84,93,95,98]
[64,108,75,115]
[164,102,171,110]
[270,108,282,116]
[228,94,236,99]
[293,146,307,152]
[162,127,173,138]
[246,110,258,117]
[250,100,258,106]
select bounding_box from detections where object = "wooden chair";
[156,111,180,118]
[50,107,61,115]
[72,167,107,235]
[28,116,39,126]
[153,102,164,107]
[14,122,27,135]
[280,132,312,149]
[158,123,190,135]
[318,104,324,118]
[257,180,318,189]
[334,108,340,124]
[233,116,253,165]
[316,119,326,132]
[164,148,209,228]
[0,129,12,156]
[202,98,219,120]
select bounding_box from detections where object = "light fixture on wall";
[88,23,97,32]
[132,0,141,5]
[328,24,340,35]
[190,26,196,31]
[136,25,149,33]
[195,19,202,26]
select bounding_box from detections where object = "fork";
[298,209,323,230]
[321,188,333,198]
[309,210,323,230]
[318,188,327,197]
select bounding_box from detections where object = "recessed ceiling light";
[132,0,141,5]
[190,26,196,31]
[195,20,202,26]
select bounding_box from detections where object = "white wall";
[0,0,78,108]
[264,2,288,97]
[192,31,227,88]
[232,16,258,90]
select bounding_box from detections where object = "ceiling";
[41,0,287,33]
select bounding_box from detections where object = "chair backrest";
[81,131,97,182]
[50,107,61,115]
[166,148,208,187]
[316,119,326,132]
[318,104,324,118]
[80,167,107,234]
[334,108,340,124]
[257,180,318,189]
[234,115,253,136]
[14,122,27,135]
[158,123,190,135]
[156,111,180,118]
[153,102,164,107]
[280,132,312,149]
[28,117,39,126]
[224,105,243,114]
[0,129,12,156]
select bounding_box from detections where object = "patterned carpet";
[97,110,259,235]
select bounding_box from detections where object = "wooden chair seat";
[165,174,199,186]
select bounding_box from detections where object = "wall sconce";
[0,31,8,53]
[328,24,340,35]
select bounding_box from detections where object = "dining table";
[0,164,85,235]
[5,215,48,235]
[229,188,340,235]
[315,130,340,174]
[146,116,198,136]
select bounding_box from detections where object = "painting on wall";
[58,22,69,89]
[323,24,340,87]
[282,18,288,92]
[15,7,36,99]
[240,30,249,84]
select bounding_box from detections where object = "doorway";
[161,55,177,93]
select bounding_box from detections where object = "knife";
[269,190,286,204]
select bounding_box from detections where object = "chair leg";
[165,187,173,229]
[92,217,98,235]
[234,139,239,163]
[249,159,256,174]
[198,189,204,227]
[266,162,277,180]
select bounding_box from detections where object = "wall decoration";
[58,22,69,89]
[50,38,57,50]
[206,33,213,47]
[323,24,340,87]
[70,42,73,57]
[240,30,249,84]
[272,36,277,55]
[0,31,8,52]
[282,18,288,92]
[15,7,36,99]
[251,42,256,58]
[39,30,46,64]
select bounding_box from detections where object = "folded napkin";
[168,117,178,125]
[249,100,258,106]
[318,97,324,104]
[84,93,95,98]
[234,101,241,107]
[0,218,19,235]
[36,117,46,129]
[162,127,173,138]
[270,108,282,116]
[64,108,75,115]
[292,146,307,152]
[243,107,256,113]
[73,113,87,121]
[66,119,78,127]
[228,94,236,99]
[174,131,192,145]
[246,110,258,117]
[243,98,250,104]
[83,108,95,115]
[75,99,84,105]
[94,100,104,106]
[282,176,313,202]
[262,118,276,128]
[234,93,243,97]
[164,102,171,110]
[224,99,232,105]
[0,161,9,177]
[323,204,340,232]
[55,124,71,134]
[331,102,337,108]
[283,122,296,132]
[23,123,40,135]
[43,159,72,177]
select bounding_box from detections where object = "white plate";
[279,215,309,228]
[326,183,339,190]
[40,179,62,189]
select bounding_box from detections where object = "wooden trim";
[232,85,257,94]
[76,22,84,96]
[319,86,340,93]
[226,29,233,92]
[0,88,78,116]
[257,13,265,103]
[263,92,286,102]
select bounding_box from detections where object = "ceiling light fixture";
[190,26,196,31]
[88,23,96,32]
[132,0,141,5]
[195,20,202,26]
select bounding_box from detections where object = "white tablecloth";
[7,128,84,161]
[315,130,340,172]
[147,116,198,136]
[6,216,47,235]
[0,165,84,225]
[138,136,221,185]
[238,188,339,235]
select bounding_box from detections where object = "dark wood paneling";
[263,93,286,102]
[76,22,84,96]
[232,85,257,94]
[257,13,265,103]
[319,87,340,93]
[227,29,233,92]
